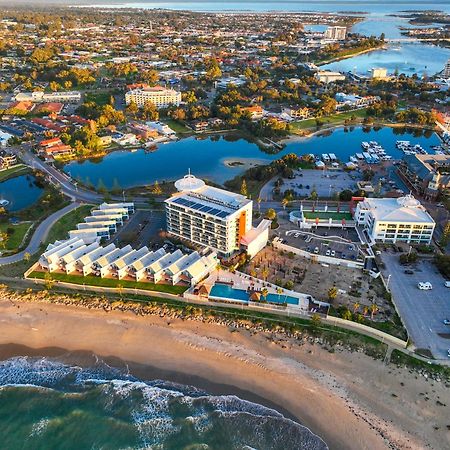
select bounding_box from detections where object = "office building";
[125,86,181,108]
[354,195,435,244]
[324,26,347,41]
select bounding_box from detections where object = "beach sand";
[0,296,449,450]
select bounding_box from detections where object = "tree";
[151,180,162,195]
[117,283,123,298]
[310,189,318,201]
[261,267,269,281]
[328,286,338,301]
[440,221,450,247]
[265,208,277,221]
[125,100,138,118]
[257,196,262,212]
[142,101,159,121]
[369,303,379,320]
[44,272,55,290]
[240,179,248,197]
[0,232,8,249]
[311,313,321,328]
[24,252,31,262]
[261,287,269,302]
[352,302,360,313]
[342,309,352,321]
[281,197,289,210]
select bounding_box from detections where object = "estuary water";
[0,356,327,450]
[64,127,441,188]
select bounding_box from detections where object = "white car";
[326,249,331,256]
[331,250,336,257]
[445,281,450,288]
[417,282,433,290]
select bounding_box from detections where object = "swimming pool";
[209,284,299,306]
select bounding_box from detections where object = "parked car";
[331,250,336,257]
[417,282,433,290]
[448,349,450,358]
[314,247,319,254]
[443,319,450,325]
[404,269,414,275]
[445,281,450,288]
[325,249,331,256]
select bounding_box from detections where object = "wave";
[0,356,328,449]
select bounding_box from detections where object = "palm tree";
[249,269,256,278]
[257,196,262,212]
[0,231,8,249]
[363,306,369,317]
[261,267,269,281]
[281,197,289,210]
[277,287,283,302]
[117,283,123,298]
[352,302,360,314]
[369,303,379,320]
[261,287,268,302]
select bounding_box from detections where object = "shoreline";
[316,44,387,66]
[0,291,448,449]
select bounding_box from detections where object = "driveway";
[381,253,450,361]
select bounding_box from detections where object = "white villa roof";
[92,208,128,216]
[240,219,271,246]
[99,202,134,210]
[94,245,133,268]
[60,242,99,265]
[42,238,85,261]
[362,196,435,224]
[111,248,140,270]
[147,249,183,274]
[77,221,116,230]
[182,253,217,279]
[129,248,166,272]
[69,228,109,237]
[86,214,123,223]
[78,243,116,266]
[165,251,201,276]
[116,247,149,271]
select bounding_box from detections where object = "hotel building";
[165,173,270,258]
[125,86,182,108]
[354,195,435,244]
[324,26,347,41]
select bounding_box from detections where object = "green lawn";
[44,204,94,246]
[84,92,113,106]
[163,119,192,134]
[303,211,353,221]
[29,271,187,295]
[0,222,32,251]
[291,109,368,133]
[0,165,30,182]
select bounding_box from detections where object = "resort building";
[166,173,268,258]
[315,71,346,84]
[14,91,81,104]
[354,195,435,244]
[125,86,182,108]
[371,68,388,80]
[443,58,450,78]
[399,154,450,199]
[324,26,347,41]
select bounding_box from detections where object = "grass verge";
[0,164,30,182]
[0,222,32,251]
[29,271,188,295]
[44,204,94,246]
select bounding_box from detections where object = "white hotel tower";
[165,173,270,258]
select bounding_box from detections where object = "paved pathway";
[0,202,81,266]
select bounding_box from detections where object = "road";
[382,252,450,362]
[0,202,81,266]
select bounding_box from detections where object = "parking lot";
[281,229,362,261]
[381,253,450,361]
[111,210,166,249]
[280,169,358,198]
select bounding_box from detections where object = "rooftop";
[167,173,251,217]
[361,195,435,224]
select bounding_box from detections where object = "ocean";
[0,355,327,449]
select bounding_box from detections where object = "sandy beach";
[0,294,449,450]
